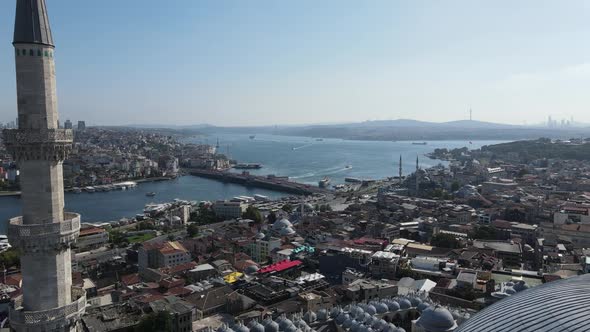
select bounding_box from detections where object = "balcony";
[8,213,80,253]
[10,287,86,328]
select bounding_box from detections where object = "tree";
[470,226,497,240]
[430,233,462,249]
[451,181,460,192]
[281,204,293,213]
[187,223,200,238]
[242,206,263,223]
[135,311,172,332]
[0,249,20,268]
[109,230,127,247]
[267,211,277,224]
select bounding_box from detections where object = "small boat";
[318,177,331,188]
[72,187,82,193]
[249,135,256,139]
[345,165,352,169]
[412,142,427,145]
[146,192,156,197]
[85,186,95,193]
[315,138,324,142]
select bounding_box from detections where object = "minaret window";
[44,51,49,57]
[37,50,42,56]
[29,49,34,56]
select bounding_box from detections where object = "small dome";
[303,311,317,323]
[375,302,389,314]
[365,304,377,315]
[399,299,412,310]
[336,312,349,325]
[383,324,398,332]
[262,318,279,332]
[410,297,422,307]
[232,322,250,332]
[416,307,458,332]
[217,325,233,332]
[343,318,356,329]
[256,232,266,240]
[417,302,431,313]
[386,300,400,311]
[330,306,342,318]
[278,318,294,331]
[317,308,328,321]
[248,321,265,332]
[361,312,372,323]
[349,321,362,332]
[352,306,365,319]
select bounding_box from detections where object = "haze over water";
[0,134,505,232]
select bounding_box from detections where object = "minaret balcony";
[7,212,81,253]
[10,286,86,330]
[2,128,73,161]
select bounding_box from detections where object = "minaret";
[415,155,420,194]
[398,155,402,180]
[3,1,85,331]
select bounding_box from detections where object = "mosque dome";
[375,302,389,314]
[262,318,279,332]
[255,232,266,240]
[399,299,412,310]
[336,312,349,325]
[386,300,400,311]
[280,226,296,236]
[303,311,317,323]
[317,308,329,321]
[361,312,372,323]
[410,297,423,307]
[330,306,342,318]
[217,325,233,332]
[365,304,377,315]
[248,321,265,332]
[272,218,292,231]
[417,302,431,313]
[232,322,250,332]
[342,318,355,329]
[416,307,458,332]
[278,317,294,331]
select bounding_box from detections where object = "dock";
[187,169,329,195]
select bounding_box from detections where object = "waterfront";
[0,134,504,232]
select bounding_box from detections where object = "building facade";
[3,1,86,331]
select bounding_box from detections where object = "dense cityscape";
[2,1,590,332]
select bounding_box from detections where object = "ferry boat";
[344,177,362,183]
[318,177,331,188]
[412,142,427,145]
[85,186,96,193]
[146,192,156,197]
[233,163,263,169]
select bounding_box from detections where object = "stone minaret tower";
[3,1,86,331]
[415,155,420,195]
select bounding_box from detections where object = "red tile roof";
[121,273,140,286]
[258,260,302,274]
[79,227,106,237]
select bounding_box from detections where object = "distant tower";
[548,115,552,128]
[216,137,220,151]
[77,120,85,131]
[3,1,85,331]
[469,108,473,121]
[415,155,420,194]
[399,155,403,180]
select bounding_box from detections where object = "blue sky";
[1,0,590,126]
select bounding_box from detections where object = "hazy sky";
[1,1,590,126]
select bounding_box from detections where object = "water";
[197,134,504,185]
[0,133,505,232]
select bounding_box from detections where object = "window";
[44,51,49,57]
[37,50,42,56]
[29,49,34,56]
[15,49,19,56]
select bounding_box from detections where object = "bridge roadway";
[186,168,330,196]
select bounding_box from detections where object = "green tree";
[451,181,460,192]
[267,211,277,224]
[430,233,462,249]
[135,311,173,332]
[242,206,263,223]
[469,226,497,240]
[282,204,293,213]
[109,230,127,246]
[0,249,20,268]
[187,223,200,237]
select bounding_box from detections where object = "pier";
[187,169,329,195]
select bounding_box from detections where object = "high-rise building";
[64,119,73,129]
[77,121,86,131]
[2,1,86,331]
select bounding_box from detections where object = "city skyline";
[1,1,590,127]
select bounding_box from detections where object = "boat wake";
[292,143,315,151]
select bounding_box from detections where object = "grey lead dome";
[14,0,54,46]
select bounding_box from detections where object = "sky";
[1,1,590,127]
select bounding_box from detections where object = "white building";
[213,200,245,219]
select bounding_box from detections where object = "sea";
[0,133,504,233]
